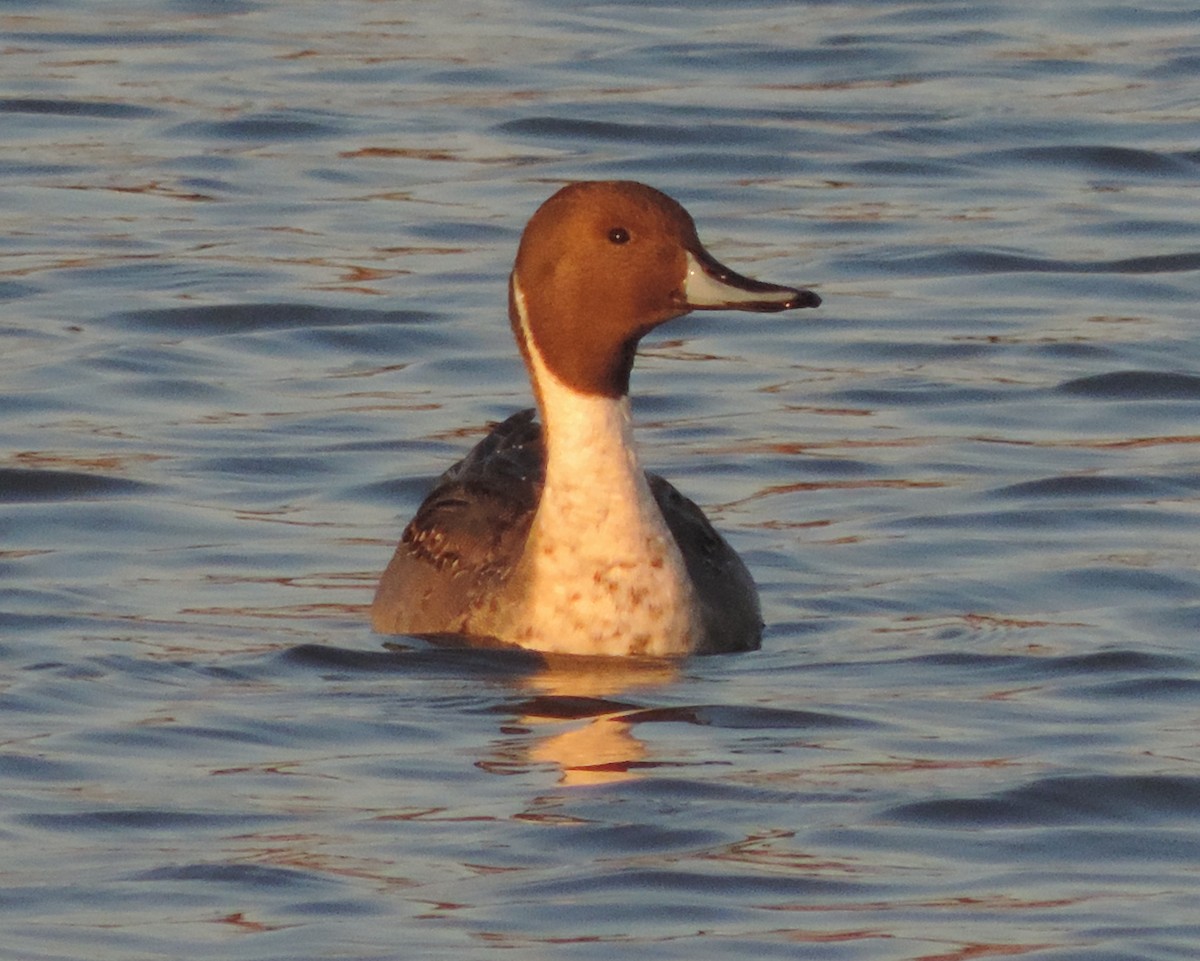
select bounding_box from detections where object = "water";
[2,2,1199,958]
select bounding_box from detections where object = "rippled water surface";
[3,2,1200,958]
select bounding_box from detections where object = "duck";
[371,181,820,657]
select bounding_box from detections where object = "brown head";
[509,180,820,399]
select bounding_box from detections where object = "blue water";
[3,2,1200,958]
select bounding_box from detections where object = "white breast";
[487,281,701,656]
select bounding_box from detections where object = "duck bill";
[682,249,820,313]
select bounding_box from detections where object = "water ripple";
[886,774,1200,827]
[1058,370,1200,399]
[0,468,157,502]
[3,3,1199,958]
[0,97,163,119]
[987,144,1200,177]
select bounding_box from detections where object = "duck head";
[509,180,821,399]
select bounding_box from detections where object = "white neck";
[505,279,699,656]
[539,374,647,529]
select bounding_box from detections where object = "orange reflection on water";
[512,655,681,786]
[526,715,646,786]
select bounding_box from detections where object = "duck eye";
[607,226,630,245]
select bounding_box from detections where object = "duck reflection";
[503,654,681,786]
[324,639,686,786]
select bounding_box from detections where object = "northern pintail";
[372,181,820,656]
